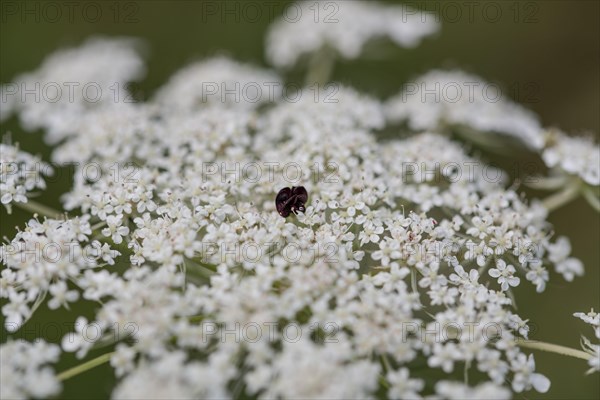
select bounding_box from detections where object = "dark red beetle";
[276,186,308,217]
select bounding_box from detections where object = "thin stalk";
[506,288,518,310]
[18,291,48,328]
[525,175,567,190]
[477,259,491,278]
[91,221,107,230]
[305,46,336,86]
[378,375,390,389]
[582,186,600,212]
[14,200,63,219]
[379,355,392,389]
[381,354,392,373]
[184,257,215,278]
[411,268,418,293]
[57,352,114,381]
[516,339,591,360]
[188,315,205,324]
[541,180,581,212]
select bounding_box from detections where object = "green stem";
[525,175,567,190]
[378,375,390,389]
[381,354,392,373]
[452,125,517,156]
[188,314,205,323]
[506,288,518,310]
[91,221,107,230]
[582,186,600,212]
[56,352,114,381]
[516,339,591,360]
[410,268,418,294]
[184,257,215,278]
[305,46,336,86]
[541,180,581,212]
[14,199,63,219]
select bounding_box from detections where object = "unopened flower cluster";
[1,1,598,399]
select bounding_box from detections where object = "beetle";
[276,186,308,217]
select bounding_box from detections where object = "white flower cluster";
[1,216,120,331]
[154,56,282,112]
[0,37,145,143]
[255,84,385,152]
[1,2,597,396]
[543,130,600,186]
[111,350,233,399]
[434,381,512,400]
[385,70,545,150]
[3,41,575,398]
[0,143,53,213]
[266,0,439,67]
[0,339,61,399]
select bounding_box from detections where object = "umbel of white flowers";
[1,1,599,399]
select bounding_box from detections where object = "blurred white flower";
[386,367,424,399]
[510,353,551,393]
[525,262,549,293]
[434,381,511,400]
[48,281,79,309]
[61,316,97,359]
[547,236,584,281]
[111,350,233,399]
[542,130,600,186]
[385,69,544,149]
[110,344,137,378]
[154,56,282,112]
[259,337,380,399]
[0,340,61,399]
[2,37,145,143]
[428,342,461,373]
[266,0,438,68]
[0,143,53,213]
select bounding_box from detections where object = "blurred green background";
[1,0,598,399]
